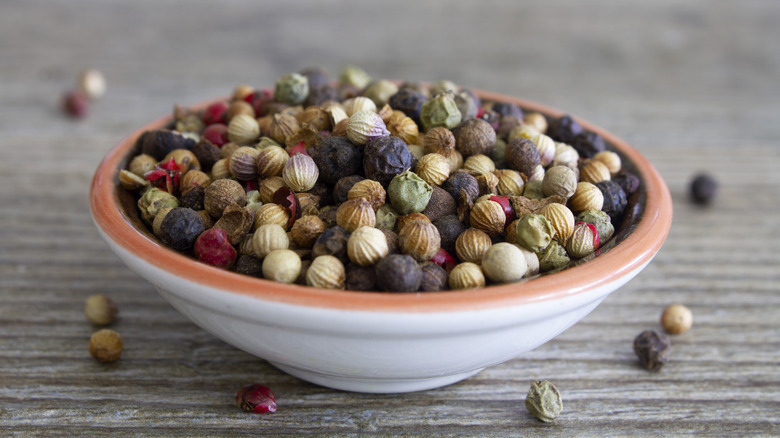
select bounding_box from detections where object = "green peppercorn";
[137,188,179,224]
[387,170,433,215]
[275,73,309,106]
[420,93,462,131]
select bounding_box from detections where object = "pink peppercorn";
[489,195,516,227]
[194,228,236,269]
[62,90,88,118]
[236,383,277,414]
[430,248,457,273]
[202,101,228,125]
[202,123,229,147]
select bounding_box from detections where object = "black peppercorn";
[332,175,365,205]
[363,136,415,187]
[317,205,338,228]
[311,226,350,265]
[299,66,330,90]
[375,254,422,292]
[309,136,364,184]
[388,87,427,126]
[180,184,205,211]
[191,139,221,172]
[613,172,641,196]
[595,180,628,223]
[478,109,501,131]
[634,329,671,372]
[505,137,541,177]
[345,263,377,291]
[433,214,466,254]
[158,207,206,251]
[305,84,340,107]
[689,173,718,205]
[496,115,522,141]
[308,180,333,208]
[418,262,449,292]
[441,171,479,204]
[491,101,523,119]
[421,186,457,223]
[138,129,196,161]
[571,131,606,158]
[547,115,583,144]
[233,255,263,277]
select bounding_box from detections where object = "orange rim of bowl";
[89,89,672,313]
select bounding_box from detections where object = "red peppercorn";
[236,383,277,414]
[62,90,88,118]
[430,248,457,273]
[194,228,237,269]
[202,101,228,125]
[288,141,310,156]
[489,195,515,227]
[576,221,600,249]
[202,123,229,147]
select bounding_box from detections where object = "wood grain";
[1,0,779,436]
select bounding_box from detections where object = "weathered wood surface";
[1,0,779,436]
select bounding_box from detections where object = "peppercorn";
[421,187,457,223]
[317,205,338,228]
[62,90,88,118]
[345,263,377,291]
[191,141,221,173]
[388,170,433,215]
[158,207,206,250]
[542,165,578,200]
[546,114,583,144]
[333,175,365,205]
[89,329,123,363]
[612,171,640,196]
[517,245,540,277]
[233,254,263,277]
[262,249,302,284]
[418,261,448,292]
[505,137,540,177]
[137,188,179,224]
[195,228,237,269]
[661,304,693,334]
[537,240,570,272]
[84,294,118,326]
[454,89,478,120]
[388,87,427,126]
[571,131,606,158]
[689,173,718,205]
[434,214,466,254]
[441,170,479,205]
[138,129,196,161]
[576,210,614,245]
[420,92,462,132]
[363,136,415,186]
[236,383,277,414]
[275,73,309,106]
[305,83,340,107]
[490,101,523,119]
[634,329,671,372]
[311,226,351,265]
[454,118,496,157]
[309,136,363,184]
[595,180,628,223]
[515,214,554,253]
[375,254,422,292]
[381,229,400,254]
[363,79,399,107]
[525,380,563,423]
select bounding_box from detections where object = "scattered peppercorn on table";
[2,1,779,436]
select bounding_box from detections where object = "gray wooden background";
[2,0,779,436]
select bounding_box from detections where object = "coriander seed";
[306,255,346,289]
[89,329,123,363]
[448,262,485,290]
[84,294,118,326]
[661,304,693,334]
[347,226,389,266]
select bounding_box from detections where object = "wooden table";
[2,1,778,436]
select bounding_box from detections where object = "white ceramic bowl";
[90,90,672,393]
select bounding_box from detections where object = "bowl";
[89,89,672,393]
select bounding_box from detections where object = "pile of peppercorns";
[118,65,641,292]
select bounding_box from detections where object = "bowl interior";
[90,89,672,313]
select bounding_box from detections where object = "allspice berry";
[84,294,118,325]
[204,179,246,219]
[89,329,123,363]
[505,137,540,177]
[454,118,496,157]
[661,304,693,334]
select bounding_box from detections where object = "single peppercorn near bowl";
[90,88,672,393]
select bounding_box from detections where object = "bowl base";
[268,361,485,393]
